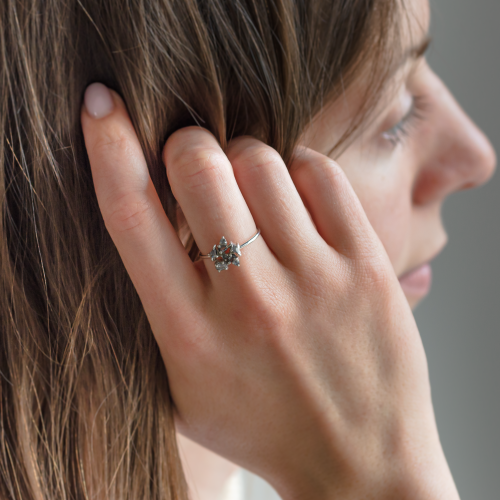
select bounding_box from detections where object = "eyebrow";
[410,35,432,59]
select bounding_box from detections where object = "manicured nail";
[84,83,114,119]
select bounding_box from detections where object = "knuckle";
[167,126,214,151]
[310,158,345,184]
[230,283,290,340]
[253,307,287,338]
[105,191,154,234]
[355,254,394,293]
[169,147,227,191]
[297,255,348,302]
[292,155,343,180]
[225,134,259,153]
[232,144,283,176]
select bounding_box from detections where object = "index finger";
[81,83,204,329]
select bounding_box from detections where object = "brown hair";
[0,0,406,498]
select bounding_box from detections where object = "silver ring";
[199,229,261,272]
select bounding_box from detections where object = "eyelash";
[381,95,428,147]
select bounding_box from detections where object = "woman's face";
[300,0,496,310]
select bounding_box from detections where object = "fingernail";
[84,83,114,119]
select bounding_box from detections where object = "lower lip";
[398,263,432,298]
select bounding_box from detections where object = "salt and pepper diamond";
[209,236,242,272]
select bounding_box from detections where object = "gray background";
[416,1,500,498]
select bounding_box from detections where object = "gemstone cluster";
[208,236,242,272]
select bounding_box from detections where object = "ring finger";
[162,127,275,281]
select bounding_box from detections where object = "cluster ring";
[199,229,261,272]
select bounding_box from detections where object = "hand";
[81,83,459,500]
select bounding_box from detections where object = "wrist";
[391,445,460,500]
[278,464,460,500]
[270,432,460,500]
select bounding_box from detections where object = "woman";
[0,0,495,499]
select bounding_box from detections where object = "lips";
[398,262,432,297]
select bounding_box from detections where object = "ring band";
[199,229,261,272]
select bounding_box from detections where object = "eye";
[381,95,428,147]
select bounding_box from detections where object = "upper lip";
[397,243,447,280]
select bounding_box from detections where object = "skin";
[80,0,496,497]
[177,0,496,497]
[306,58,496,311]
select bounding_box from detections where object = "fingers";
[288,147,381,259]
[224,137,325,268]
[81,83,202,327]
[82,80,377,326]
[163,127,276,280]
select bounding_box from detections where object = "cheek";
[360,184,411,274]
[338,153,414,276]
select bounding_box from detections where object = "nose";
[412,72,497,206]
